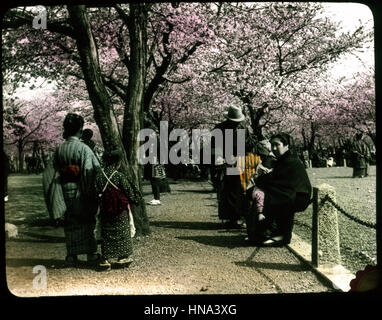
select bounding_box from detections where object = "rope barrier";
[319,194,376,229]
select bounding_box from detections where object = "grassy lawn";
[5,174,51,228]
[5,166,377,274]
[296,166,377,273]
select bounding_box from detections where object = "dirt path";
[5,179,334,296]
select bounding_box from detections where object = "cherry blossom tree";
[3,94,67,172]
[150,2,372,141]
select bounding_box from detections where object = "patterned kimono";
[237,153,261,194]
[95,166,140,260]
[53,136,100,256]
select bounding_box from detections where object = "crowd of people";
[4,108,375,269]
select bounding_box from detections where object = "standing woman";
[54,113,101,265]
[253,132,312,246]
[95,149,141,270]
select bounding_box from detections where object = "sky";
[322,2,374,78]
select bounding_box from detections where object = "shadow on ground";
[5,258,98,270]
[150,220,222,230]
[235,260,310,272]
[13,218,56,228]
[8,231,65,243]
[176,234,248,248]
[318,175,374,179]
[176,189,216,194]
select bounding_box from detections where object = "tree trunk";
[40,145,47,168]
[17,140,24,173]
[121,3,150,235]
[308,121,316,156]
[301,128,308,149]
[67,6,123,153]
[247,104,265,140]
[67,5,150,235]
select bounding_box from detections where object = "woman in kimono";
[53,113,101,265]
[251,132,312,246]
[95,149,141,270]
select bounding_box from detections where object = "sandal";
[115,257,133,267]
[98,259,111,271]
[261,235,285,247]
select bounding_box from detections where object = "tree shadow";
[5,257,98,270]
[319,176,355,179]
[235,260,310,272]
[318,175,375,179]
[8,231,65,243]
[176,234,248,248]
[150,220,223,230]
[178,189,215,194]
[234,247,311,273]
[7,217,55,228]
[9,184,43,193]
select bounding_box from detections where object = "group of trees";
[2,3,374,234]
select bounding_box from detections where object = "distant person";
[53,113,101,266]
[81,128,96,151]
[351,133,371,178]
[302,149,310,168]
[145,132,169,206]
[247,132,312,246]
[95,149,140,271]
[3,150,9,202]
[326,156,335,167]
[147,156,167,205]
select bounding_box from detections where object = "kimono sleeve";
[80,145,101,194]
[118,172,141,204]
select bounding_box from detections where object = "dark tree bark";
[67,5,150,235]
[308,121,317,156]
[121,3,150,235]
[67,6,123,153]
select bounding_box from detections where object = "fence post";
[312,184,341,268]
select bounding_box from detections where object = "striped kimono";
[54,136,100,256]
[237,152,261,194]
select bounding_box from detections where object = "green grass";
[295,166,377,273]
[5,174,51,227]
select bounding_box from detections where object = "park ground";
[3,166,377,297]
